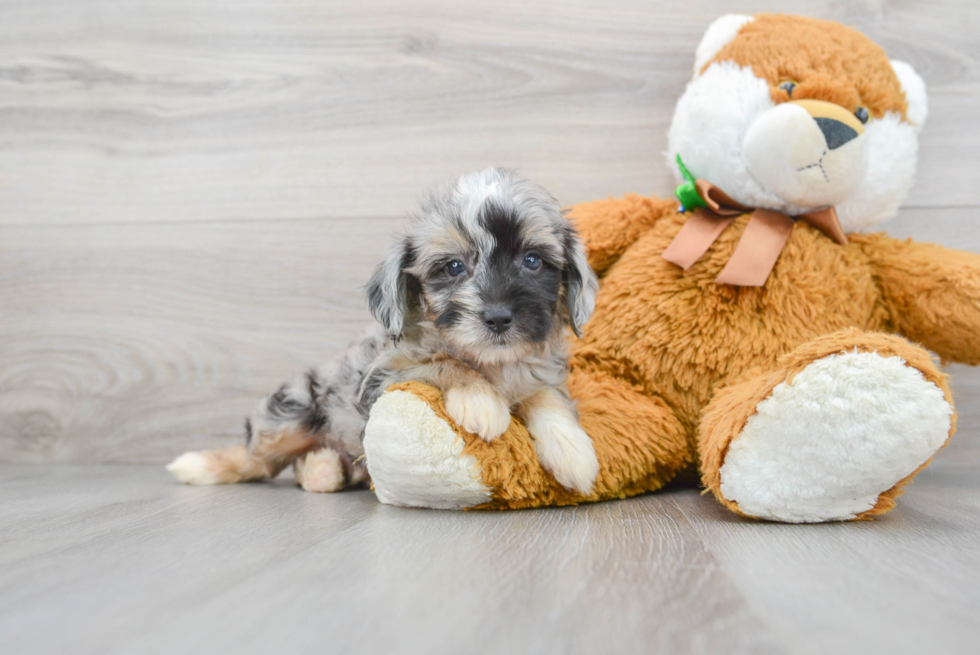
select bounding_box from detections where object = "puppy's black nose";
[482,307,514,334]
[814,117,859,150]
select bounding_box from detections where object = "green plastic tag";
[674,154,707,212]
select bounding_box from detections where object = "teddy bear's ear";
[693,14,755,76]
[890,60,928,131]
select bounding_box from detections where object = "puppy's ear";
[366,236,419,341]
[562,226,599,337]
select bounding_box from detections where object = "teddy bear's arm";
[568,194,678,275]
[858,234,980,365]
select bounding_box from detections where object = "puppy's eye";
[446,260,466,277]
[778,81,797,96]
[522,254,542,271]
[854,107,869,124]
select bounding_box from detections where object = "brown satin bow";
[661,180,848,287]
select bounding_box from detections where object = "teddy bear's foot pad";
[364,389,492,509]
[719,350,952,523]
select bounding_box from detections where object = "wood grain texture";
[0,217,399,461]
[1,0,979,466]
[0,0,979,227]
[0,461,978,655]
[680,429,980,655]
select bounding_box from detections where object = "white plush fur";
[891,60,928,130]
[364,389,492,509]
[835,112,919,231]
[667,56,924,232]
[719,351,952,523]
[667,62,784,212]
[693,14,754,75]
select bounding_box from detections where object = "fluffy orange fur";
[706,14,909,120]
[394,200,978,514]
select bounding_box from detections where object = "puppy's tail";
[167,372,324,486]
[166,444,276,485]
[167,428,320,485]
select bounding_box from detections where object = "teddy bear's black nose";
[815,117,859,150]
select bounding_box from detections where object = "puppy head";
[367,168,598,362]
[668,14,927,231]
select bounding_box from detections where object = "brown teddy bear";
[362,13,980,522]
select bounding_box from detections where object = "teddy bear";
[361,13,980,522]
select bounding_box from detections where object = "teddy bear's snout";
[742,99,869,209]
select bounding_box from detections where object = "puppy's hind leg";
[167,372,324,486]
[294,448,348,492]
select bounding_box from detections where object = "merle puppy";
[167,168,601,495]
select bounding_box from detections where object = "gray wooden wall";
[2,0,978,463]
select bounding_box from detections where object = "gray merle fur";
[242,168,599,486]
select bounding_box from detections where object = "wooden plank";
[0,465,786,655]
[2,462,978,655]
[0,0,978,226]
[0,218,399,462]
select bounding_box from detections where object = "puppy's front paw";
[527,414,599,495]
[445,386,512,441]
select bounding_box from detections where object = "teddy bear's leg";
[362,383,494,509]
[363,370,690,509]
[699,330,956,523]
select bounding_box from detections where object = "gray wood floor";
[2,1,980,653]
[2,443,979,655]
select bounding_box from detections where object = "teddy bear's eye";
[854,107,869,124]
[778,81,797,96]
